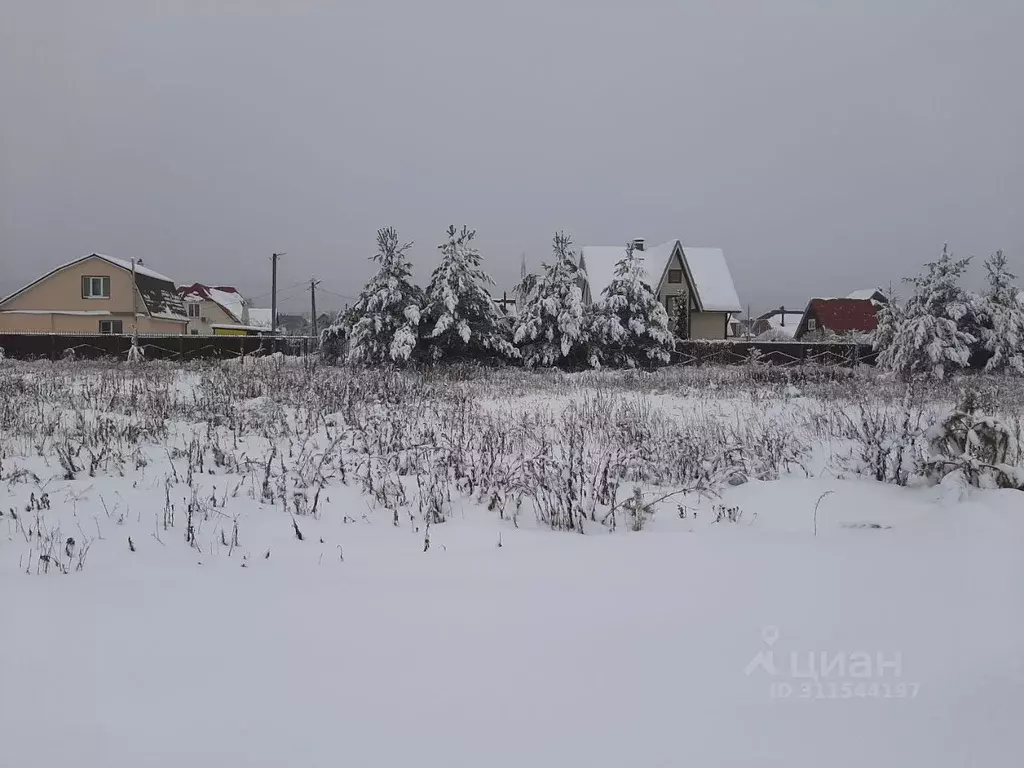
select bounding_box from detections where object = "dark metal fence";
[0,333,876,367]
[0,333,317,361]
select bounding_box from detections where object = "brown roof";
[803,298,878,336]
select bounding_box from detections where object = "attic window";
[187,302,201,318]
[808,319,817,331]
[82,276,111,299]
[668,269,683,284]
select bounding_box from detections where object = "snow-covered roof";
[247,308,275,329]
[1018,290,1024,306]
[209,288,245,322]
[579,240,741,312]
[681,246,742,312]
[762,315,798,338]
[179,284,247,323]
[846,287,889,303]
[579,246,657,301]
[96,254,175,283]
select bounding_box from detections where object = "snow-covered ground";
[1,360,1022,767]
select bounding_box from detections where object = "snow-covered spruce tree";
[421,225,518,363]
[981,250,1024,375]
[876,245,986,380]
[343,228,424,365]
[318,320,346,364]
[871,289,902,354]
[513,231,590,368]
[588,242,674,368]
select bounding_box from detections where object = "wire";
[246,280,307,302]
[317,286,360,301]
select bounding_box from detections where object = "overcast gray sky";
[2,0,1022,314]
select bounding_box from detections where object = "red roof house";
[794,298,879,340]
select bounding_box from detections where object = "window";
[187,302,201,318]
[668,269,683,284]
[191,330,199,335]
[82,276,111,299]
[99,320,123,334]
[808,319,817,331]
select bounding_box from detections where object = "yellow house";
[177,283,259,335]
[0,254,189,334]
[579,239,742,340]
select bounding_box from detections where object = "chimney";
[780,306,786,326]
[632,238,645,252]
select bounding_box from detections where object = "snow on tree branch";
[343,228,424,365]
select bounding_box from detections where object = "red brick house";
[794,298,879,340]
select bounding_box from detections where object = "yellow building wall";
[2,256,138,314]
[689,312,729,340]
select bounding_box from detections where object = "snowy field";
[1,359,1022,767]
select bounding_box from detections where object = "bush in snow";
[319,323,346,364]
[754,327,795,343]
[980,250,1024,375]
[513,231,591,369]
[343,228,424,365]
[588,243,674,369]
[922,388,1024,491]
[876,245,986,380]
[846,385,925,487]
[127,335,145,364]
[623,486,655,531]
[421,225,519,363]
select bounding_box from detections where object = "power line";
[316,286,359,301]
[268,283,308,305]
[246,280,306,303]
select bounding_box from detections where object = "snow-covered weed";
[2,359,1023,575]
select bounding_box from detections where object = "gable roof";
[0,253,187,321]
[846,287,888,303]
[579,245,659,303]
[796,298,878,338]
[579,240,742,312]
[753,309,802,338]
[178,283,247,323]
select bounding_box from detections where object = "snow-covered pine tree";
[871,289,902,354]
[343,228,424,365]
[516,253,538,311]
[669,294,690,340]
[513,231,589,368]
[588,242,674,368]
[421,225,518,363]
[877,245,985,379]
[981,250,1024,375]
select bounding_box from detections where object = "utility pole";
[309,277,321,338]
[131,258,138,334]
[270,252,286,334]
